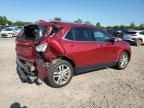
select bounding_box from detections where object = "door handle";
[96,44,103,47]
[68,44,75,46]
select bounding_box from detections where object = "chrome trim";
[62,28,113,43]
[62,28,71,40]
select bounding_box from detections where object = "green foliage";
[0,16,144,30]
[96,22,101,28]
[54,17,61,21]
[130,22,135,29]
[74,19,83,24]
[84,21,91,24]
[0,16,12,26]
[13,21,32,26]
[104,22,144,30]
[139,24,144,30]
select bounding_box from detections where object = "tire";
[46,59,74,88]
[135,39,142,46]
[116,52,129,70]
[16,64,28,83]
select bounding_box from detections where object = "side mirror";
[112,38,122,44]
[115,38,122,41]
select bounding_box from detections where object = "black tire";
[46,59,74,88]
[16,65,28,83]
[116,52,129,70]
[135,39,142,46]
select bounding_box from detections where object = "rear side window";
[139,32,144,35]
[72,28,92,41]
[65,29,74,40]
[64,28,92,41]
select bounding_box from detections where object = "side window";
[65,29,74,40]
[139,32,144,35]
[91,28,113,42]
[73,28,92,41]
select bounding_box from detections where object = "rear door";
[62,27,98,67]
[16,37,36,63]
[16,25,45,62]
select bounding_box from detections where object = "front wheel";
[46,59,73,88]
[116,52,129,70]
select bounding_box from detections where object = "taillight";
[36,43,48,52]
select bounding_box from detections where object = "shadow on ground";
[10,102,27,108]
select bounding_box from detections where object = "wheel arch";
[135,38,143,43]
[57,55,76,68]
[123,50,131,60]
[117,50,131,61]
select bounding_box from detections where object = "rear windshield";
[20,25,60,40]
[20,25,45,40]
[125,32,137,34]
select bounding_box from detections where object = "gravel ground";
[0,38,144,108]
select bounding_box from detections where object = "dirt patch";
[0,38,144,108]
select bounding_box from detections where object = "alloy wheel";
[119,54,128,68]
[53,64,72,85]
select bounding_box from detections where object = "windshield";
[3,28,13,31]
[126,32,137,34]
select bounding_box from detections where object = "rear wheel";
[116,52,129,70]
[135,39,142,46]
[46,59,73,88]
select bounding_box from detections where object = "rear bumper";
[36,58,48,80]
[16,59,36,83]
[17,55,35,63]
[0,34,11,37]
[16,56,48,81]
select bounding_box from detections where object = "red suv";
[16,21,131,88]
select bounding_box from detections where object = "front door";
[89,28,116,64]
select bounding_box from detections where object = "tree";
[84,21,91,24]
[119,25,126,30]
[139,24,144,30]
[130,22,135,29]
[54,17,61,21]
[96,22,101,28]
[113,25,119,30]
[7,20,13,26]
[74,18,83,24]
[13,21,32,26]
[0,16,8,25]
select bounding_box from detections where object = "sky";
[0,0,144,26]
